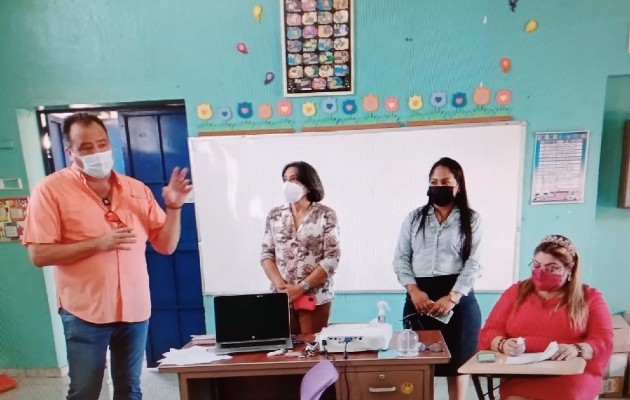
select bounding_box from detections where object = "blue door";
[118,109,206,367]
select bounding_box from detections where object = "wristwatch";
[300,281,310,291]
[448,292,460,305]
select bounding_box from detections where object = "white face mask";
[76,150,114,178]
[283,181,305,203]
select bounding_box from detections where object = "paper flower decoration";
[237,43,248,54]
[408,95,423,111]
[277,100,293,117]
[430,91,447,108]
[473,87,491,106]
[218,106,232,121]
[237,102,253,119]
[264,72,275,85]
[322,98,337,114]
[253,5,263,22]
[258,104,273,119]
[496,89,512,106]
[525,20,538,32]
[384,97,399,112]
[452,93,467,109]
[197,104,212,120]
[362,95,379,113]
[342,99,357,115]
[302,102,317,117]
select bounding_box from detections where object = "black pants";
[403,274,481,376]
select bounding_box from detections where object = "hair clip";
[540,235,577,257]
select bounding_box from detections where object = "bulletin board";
[281,0,354,97]
[0,197,28,243]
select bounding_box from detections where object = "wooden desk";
[159,331,450,400]
[458,351,586,400]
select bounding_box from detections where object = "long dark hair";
[412,157,475,261]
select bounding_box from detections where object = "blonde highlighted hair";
[517,235,588,331]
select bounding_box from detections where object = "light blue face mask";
[77,149,114,178]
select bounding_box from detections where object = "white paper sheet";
[158,345,231,366]
[505,341,559,365]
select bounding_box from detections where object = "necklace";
[538,291,562,301]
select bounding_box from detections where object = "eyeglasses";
[529,259,564,274]
[105,210,127,228]
[418,341,444,352]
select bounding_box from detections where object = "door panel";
[126,115,165,184]
[160,113,190,176]
[146,253,178,307]
[174,252,204,307]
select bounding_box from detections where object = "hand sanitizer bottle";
[377,301,390,323]
[397,329,419,357]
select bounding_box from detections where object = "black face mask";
[427,186,456,207]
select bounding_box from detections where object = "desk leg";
[471,375,485,400]
[486,377,495,400]
[178,374,190,400]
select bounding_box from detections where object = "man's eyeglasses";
[529,260,564,274]
[105,210,126,228]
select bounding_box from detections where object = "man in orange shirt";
[23,113,192,400]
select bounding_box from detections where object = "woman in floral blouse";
[260,161,341,334]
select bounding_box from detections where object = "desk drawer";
[338,370,425,400]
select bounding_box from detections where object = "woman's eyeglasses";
[529,260,564,274]
[418,341,444,352]
[105,210,127,228]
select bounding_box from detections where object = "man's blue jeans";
[59,308,149,400]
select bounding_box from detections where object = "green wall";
[590,75,630,310]
[1,0,630,368]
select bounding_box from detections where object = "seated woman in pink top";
[478,234,613,400]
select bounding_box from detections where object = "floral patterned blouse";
[260,203,340,305]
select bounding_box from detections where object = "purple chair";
[300,359,339,400]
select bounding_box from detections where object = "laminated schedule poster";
[531,131,589,205]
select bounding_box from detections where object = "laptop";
[214,292,293,355]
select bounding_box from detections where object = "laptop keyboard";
[221,339,288,349]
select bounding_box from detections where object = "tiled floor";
[0,370,623,399]
[0,366,178,400]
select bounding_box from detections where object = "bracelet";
[165,205,183,210]
[498,337,508,354]
[573,343,583,357]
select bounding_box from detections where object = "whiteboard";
[189,122,525,294]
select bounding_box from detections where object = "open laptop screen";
[214,292,290,343]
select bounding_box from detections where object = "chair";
[300,359,339,400]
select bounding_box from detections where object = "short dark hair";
[282,161,325,202]
[62,113,108,144]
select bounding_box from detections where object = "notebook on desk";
[214,292,293,355]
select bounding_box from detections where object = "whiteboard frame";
[189,121,526,294]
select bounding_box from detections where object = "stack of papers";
[190,334,216,346]
[505,341,559,365]
[158,346,231,366]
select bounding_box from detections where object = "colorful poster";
[531,131,589,205]
[281,0,354,97]
[0,197,28,242]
